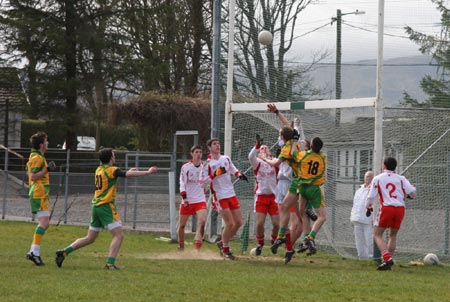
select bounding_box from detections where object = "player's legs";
[194,208,207,250]
[270,193,298,254]
[30,214,50,254]
[216,197,241,258]
[28,194,51,261]
[279,192,298,230]
[177,214,190,251]
[269,213,280,241]
[373,226,390,261]
[221,207,242,256]
[108,225,124,259]
[255,212,268,245]
[374,205,403,269]
[311,206,326,233]
[69,228,101,251]
[229,207,243,237]
[289,208,302,246]
[220,208,236,252]
[55,227,100,268]
[38,215,50,230]
[298,198,311,235]
[387,227,399,255]
[301,186,326,240]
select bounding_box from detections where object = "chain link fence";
[1,147,179,237]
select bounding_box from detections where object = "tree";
[112,93,211,151]
[404,0,450,108]
[232,0,328,102]
[0,0,214,150]
[0,0,58,118]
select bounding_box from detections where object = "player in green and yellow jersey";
[265,128,327,258]
[293,137,327,256]
[264,126,298,254]
[55,148,157,270]
[26,131,55,266]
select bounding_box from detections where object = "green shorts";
[90,203,121,229]
[288,177,301,195]
[299,185,325,209]
[29,185,50,214]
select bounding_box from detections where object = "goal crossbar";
[230,97,375,112]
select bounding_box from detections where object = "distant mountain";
[310,55,437,105]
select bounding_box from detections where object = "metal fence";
[1,147,179,238]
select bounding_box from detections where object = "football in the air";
[250,247,258,256]
[423,253,439,265]
[258,30,273,45]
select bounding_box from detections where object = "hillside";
[310,55,437,105]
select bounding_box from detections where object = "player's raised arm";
[267,103,290,127]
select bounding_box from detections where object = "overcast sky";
[291,0,442,63]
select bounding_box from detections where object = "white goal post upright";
[371,0,385,261]
[373,0,385,176]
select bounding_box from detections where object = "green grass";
[1,220,449,302]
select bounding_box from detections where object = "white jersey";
[366,170,416,208]
[277,161,292,182]
[275,161,293,203]
[179,161,207,203]
[207,155,239,200]
[248,146,277,195]
[350,184,372,224]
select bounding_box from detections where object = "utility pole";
[211,0,221,139]
[332,9,365,125]
[335,9,342,102]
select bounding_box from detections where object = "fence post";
[2,149,9,219]
[169,171,177,242]
[63,149,70,224]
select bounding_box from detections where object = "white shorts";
[35,210,50,218]
[275,180,290,204]
[89,221,122,232]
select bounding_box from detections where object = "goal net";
[229,101,450,262]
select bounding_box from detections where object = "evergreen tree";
[404,0,450,108]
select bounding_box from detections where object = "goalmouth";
[224,98,450,261]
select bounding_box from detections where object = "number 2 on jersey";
[386,183,397,199]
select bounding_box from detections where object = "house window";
[359,149,373,181]
[337,150,341,177]
[345,151,349,177]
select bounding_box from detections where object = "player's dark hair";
[384,157,397,171]
[311,137,323,153]
[190,145,202,153]
[280,126,294,141]
[30,131,47,150]
[99,148,113,164]
[206,138,220,147]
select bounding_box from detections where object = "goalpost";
[226,100,450,260]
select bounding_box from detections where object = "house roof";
[0,67,27,107]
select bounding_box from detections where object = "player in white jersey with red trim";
[248,135,279,256]
[178,145,210,252]
[366,157,416,270]
[207,138,248,260]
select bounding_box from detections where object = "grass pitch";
[1,220,448,302]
